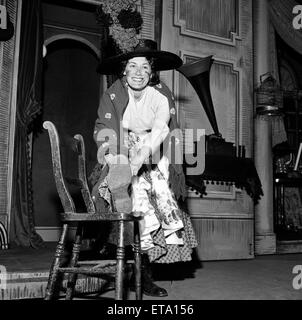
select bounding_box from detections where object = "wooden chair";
[43,120,142,300]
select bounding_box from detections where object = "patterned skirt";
[97,131,198,263]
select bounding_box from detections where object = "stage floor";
[0,242,106,300]
[0,242,56,273]
[1,243,302,300]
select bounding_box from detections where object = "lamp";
[255,73,283,116]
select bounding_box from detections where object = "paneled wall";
[160,0,254,260]
[178,0,238,44]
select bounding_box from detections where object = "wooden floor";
[0,243,106,300]
[1,243,302,300]
[0,242,55,273]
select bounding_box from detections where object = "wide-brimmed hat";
[97,39,183,74]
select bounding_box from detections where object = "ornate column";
[253,0,276,254]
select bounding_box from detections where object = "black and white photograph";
[0,0,302,311]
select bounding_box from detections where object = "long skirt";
[96,134,198,263]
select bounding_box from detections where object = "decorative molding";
[191,217,254,260]
[174,50,241,147]
[187,189,252,218]
[174,0,241,46]
[189,212,253,219]
[44,33,100,58]
[43,24,101,58]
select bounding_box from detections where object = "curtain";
[268,17,288,147]
[270,0,302,56]
[9,0,44,248]
[154,0,163,48]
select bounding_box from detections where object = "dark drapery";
[9,0,44,248]
[185,155,264,203]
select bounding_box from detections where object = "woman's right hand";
[97,143,129,164]
[130,154,144,176]
[129,146,151,176]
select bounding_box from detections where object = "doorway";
[32,39,101,239]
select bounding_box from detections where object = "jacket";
[91,78,187,201]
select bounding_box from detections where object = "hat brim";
[97,50,183,74]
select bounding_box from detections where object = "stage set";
[1,0,302,300]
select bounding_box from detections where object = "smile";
[132,77,144,82]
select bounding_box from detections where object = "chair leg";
[65,224,83,300]
[133,221,142,300]
[45,224,69,300]
[115,220,126,300]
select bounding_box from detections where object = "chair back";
[43,121,95,214]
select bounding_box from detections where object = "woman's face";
[124,57,151,91]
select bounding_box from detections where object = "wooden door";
[160,0,254,260]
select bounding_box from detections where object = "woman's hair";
[119,57,160,86]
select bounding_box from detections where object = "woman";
[91,39,197,297]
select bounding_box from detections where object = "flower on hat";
[96,0,143,53]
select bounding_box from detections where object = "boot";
[106,154,132,213]
[137,254,168,297]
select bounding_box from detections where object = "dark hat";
[97,39,183,74]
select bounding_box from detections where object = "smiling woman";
[124,57,152,92]
[89,38,198,298]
